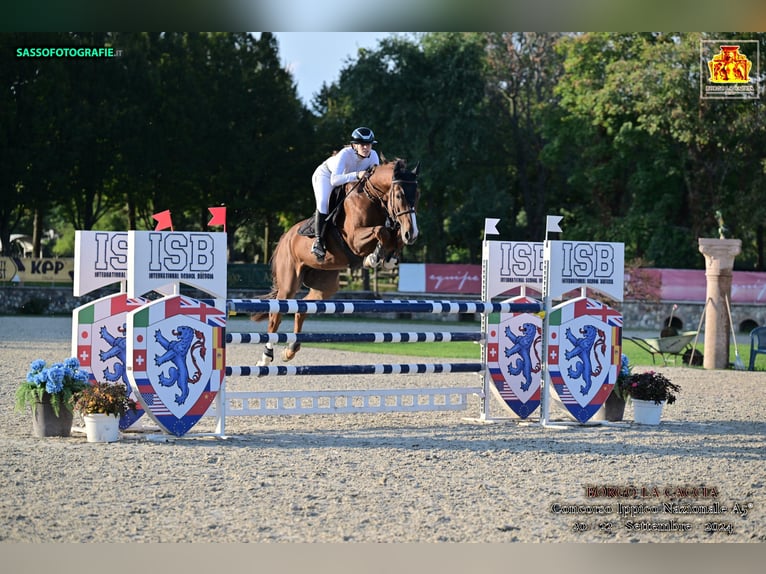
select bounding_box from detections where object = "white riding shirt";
[312,146,380,214]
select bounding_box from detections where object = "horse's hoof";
[382,257,398,270]
[282,349,295,362]
[364,253,381,268]
[256,356,273,367]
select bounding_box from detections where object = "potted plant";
[16,357,90,437]
[603,353,631,421]
[74,382,136,443]
[616,369,681,425]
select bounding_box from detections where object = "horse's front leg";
[351,226,397,269]
[256,311,282,366]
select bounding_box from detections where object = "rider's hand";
[357,171,366,180]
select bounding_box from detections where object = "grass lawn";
[311,339,766,371]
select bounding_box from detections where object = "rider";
[310,126,380,261]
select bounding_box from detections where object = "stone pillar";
[698,238,741,369]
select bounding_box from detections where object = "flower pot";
[632,399,665,425]
[83,413,121,443]
[603,391,626,422]
[32,394,73,438]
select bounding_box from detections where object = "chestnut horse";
[252,159,421,365]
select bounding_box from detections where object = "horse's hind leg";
[282,311,304,362]
[256,311,283,366]
[282,272,339,362]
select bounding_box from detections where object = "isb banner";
[127,231,227,299]
[546,241,624,302]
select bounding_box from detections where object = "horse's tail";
[250,286,278,322]
[250,231,286,323]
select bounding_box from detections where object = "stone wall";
[2,285,765,334]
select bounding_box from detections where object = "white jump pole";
[480,219,501,420]
[540,215,562,427]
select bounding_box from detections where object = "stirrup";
[311,238,326,261]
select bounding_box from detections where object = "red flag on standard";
[208,206,226,232]
[152,210,173,231]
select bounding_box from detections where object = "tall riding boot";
[311,211,328,261]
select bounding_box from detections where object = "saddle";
[297,186,365,268]
[298,186,346,237]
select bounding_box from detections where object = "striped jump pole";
[218,298,532,419]
[227,298,542,315]
[226,362,484,377]
[226,331,484,345]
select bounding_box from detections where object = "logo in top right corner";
[701,40,759,100]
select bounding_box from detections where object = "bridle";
[359,170,418,230]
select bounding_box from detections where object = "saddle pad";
[297,218,314,237]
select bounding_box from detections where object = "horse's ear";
[412,161,420,176]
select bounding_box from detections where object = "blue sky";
[270,32,393,105]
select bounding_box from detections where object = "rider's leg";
[311,211,328,261]
[311,173,332,262]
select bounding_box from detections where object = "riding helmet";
[350,127,377,144]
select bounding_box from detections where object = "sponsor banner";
[546,241,624,302]
[629,268,766,305]
[425,263,482,293]
[0,255,74,284]
[127,231,227,299]
[547,297,623,423]
[486,295,543,419]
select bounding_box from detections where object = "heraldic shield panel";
[486,296,543,419]
[126,295,226,437]
[72,292,148,430]
[546,297,622,423]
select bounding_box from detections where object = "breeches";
[312,172,333,214]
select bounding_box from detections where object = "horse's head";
[367,159,420,246]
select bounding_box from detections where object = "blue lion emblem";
[154,325,206,405]
[99,323,128,385]
[503,322,541,391]
[564,324,605,395]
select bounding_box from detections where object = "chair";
[748,326,766,371]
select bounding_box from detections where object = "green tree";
[484,32,567,242]
[551,32,766,268]
[316,33,502,262]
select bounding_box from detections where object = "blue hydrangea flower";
[620,354,630,377]
[26,360,47,385]
[30,359,46,371]
[45,365,66,394]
